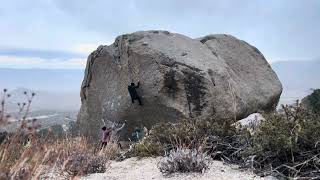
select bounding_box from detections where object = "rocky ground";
[83,157,271,180]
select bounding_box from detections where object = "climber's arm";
[115,122,126,132]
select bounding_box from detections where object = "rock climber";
[128,81,142,105]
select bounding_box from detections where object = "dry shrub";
[134,100,320,178]
[131,118,236,174]
[133,118,235,157]
[62,150,106,176]
[54,138,107,176]
[132,139,163,157]
[158,146,210,174]
[239,101,320,178]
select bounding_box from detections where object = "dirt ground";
[83,157,271,180]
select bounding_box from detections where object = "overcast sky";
[1,0,319,69]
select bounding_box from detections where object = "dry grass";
[0,89,119,179]
[0,135,118,179]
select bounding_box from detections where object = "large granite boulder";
[77,30,282,139]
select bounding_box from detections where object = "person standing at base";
[100,126,112,150]
[111,121,126,150]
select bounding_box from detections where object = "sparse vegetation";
[158,146,210,174]
[0,89,117,179]
[132,117,235,157]
[131,117,238,173]
[132,100,320,178]
[239,101,320,178]
[132,139,163,157]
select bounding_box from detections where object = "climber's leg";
[137,96,142,106]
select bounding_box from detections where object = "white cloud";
[0,55,86,69]
[269,57,317,64]
[72,43,106,55]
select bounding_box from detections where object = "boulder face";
[77,30,282,138]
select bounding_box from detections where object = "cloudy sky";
[1,0,319,69]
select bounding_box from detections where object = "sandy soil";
[83,157,268,180]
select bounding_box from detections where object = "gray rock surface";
[77,30,282,138]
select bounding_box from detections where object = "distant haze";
[272,59,320,105]
[6,88,81,112]
[0,68,84,92]
[0,69,83,112]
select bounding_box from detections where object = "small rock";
[232,113,265,134]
